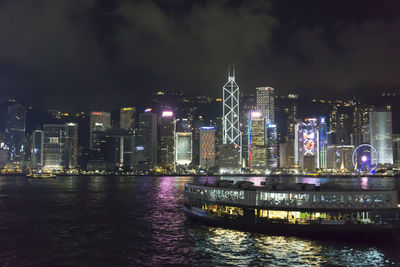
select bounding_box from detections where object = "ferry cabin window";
[259,192,310,206]
[314,193,390,206]
[209,189,242,202]
[189,187,207,197]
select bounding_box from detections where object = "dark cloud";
[0,0,399,110]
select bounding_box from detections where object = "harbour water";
[0,176,399,266]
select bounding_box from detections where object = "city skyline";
[0,1,400,111]
[1,2,400,265]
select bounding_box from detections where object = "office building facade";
[90,112,111,150]
[43,124,66,170]
[369,111,393,165]
[159,111,175,170]
[31,130,43,168]
[266,124,278,168]
[175,132,192,166]
[138,111,158,168]
[256,87,275,123]
[4,102,26,164]
[248,111,266,169]
[120,107,136,131]
[199,127,216,169]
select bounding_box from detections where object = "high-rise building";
[279,143,294,168]
[369,111,393,165]
[65,123,78,169]
[199,127,216,169]
[100,129,135,171]
[191,116,204,166]
[218,144,241,173]
[319,116,328,169]
[248,111,266,169]
[43,124,66,170]
[90,112,111,150]
[240,92,256,168]
[393,134,400,167]
[295,118,319,170]
[175,132,192,167]
[266,124,278,168]
[138,111,158,168]
[222,64,241,167]
[327,145,354,171]
[285,94,298,144]
[336,113,353,145]
[120,107,136,130]
[4,102,26,164]
[43,123,78,170]
[256,87,275,123]
[31,130,43,168]
[353,103,374,147]
[159,111,175,170]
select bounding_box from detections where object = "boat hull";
[183,206,400,241]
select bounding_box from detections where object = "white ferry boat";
[184,180,400,240]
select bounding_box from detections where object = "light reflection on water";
[0,175,398,266]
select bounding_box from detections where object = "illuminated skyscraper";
[43,124,66,170]
[199,127,216,169]
[65,123,78,169]
[222,63,241,166]
[120,107,136,131]
[353,103,374,146]
[281,94,298,143]
[4,102,26,164]
[248,111,266,169]
[90,112,111,150]
[266,124,278,168]
[159,111,175,170]
[240,91,256,168]
[256,87,275,123]
[319,116,328,169]
[175,132,192,167]
[138,110,158,168]
[369,111,393,165]
[295,118,319,170]
[43,123,78,170]
[31,130,43,168]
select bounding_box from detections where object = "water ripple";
[0,176,399,266]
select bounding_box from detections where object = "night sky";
[1,0,400,111]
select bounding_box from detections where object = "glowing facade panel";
[162,111,174,117]
[175,132,192,165]
[295,118,319,169]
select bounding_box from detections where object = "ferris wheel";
[352,144,379,174]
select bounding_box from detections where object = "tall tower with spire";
[222,63,242,166]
